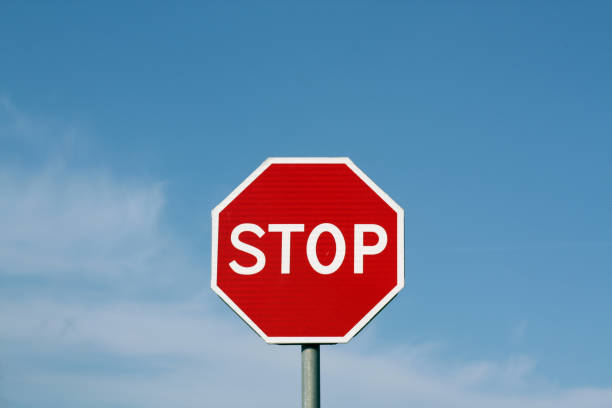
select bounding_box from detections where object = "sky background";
[1,1,611,407]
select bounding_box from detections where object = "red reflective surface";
[216,163,399,338]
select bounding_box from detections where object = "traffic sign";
[211,157,404,344]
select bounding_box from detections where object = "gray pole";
[301,344,320,408]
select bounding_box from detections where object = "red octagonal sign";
[211,158,404,343]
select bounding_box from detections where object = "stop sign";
[211,158,404,344]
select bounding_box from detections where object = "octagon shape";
[211,157,404,343]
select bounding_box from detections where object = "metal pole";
[301,344,320,408]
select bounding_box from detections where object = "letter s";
[229,223,266,275]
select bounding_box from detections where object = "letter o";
[306,223,346,274]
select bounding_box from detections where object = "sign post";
[302,345,320,408]
[211,157,404,406]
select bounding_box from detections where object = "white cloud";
[0,165,166,277]
[1,297,611,408]
[0,98,171,281]
[0,99,203,297]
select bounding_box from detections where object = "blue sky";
[1,1,611,407]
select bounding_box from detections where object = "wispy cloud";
[0,166,167,279]
[0,94,88,158]
[1,296,611,408]
[0,98,202,299]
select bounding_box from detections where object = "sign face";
[211,158,404,344]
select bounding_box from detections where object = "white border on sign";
[211,157,404,344]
